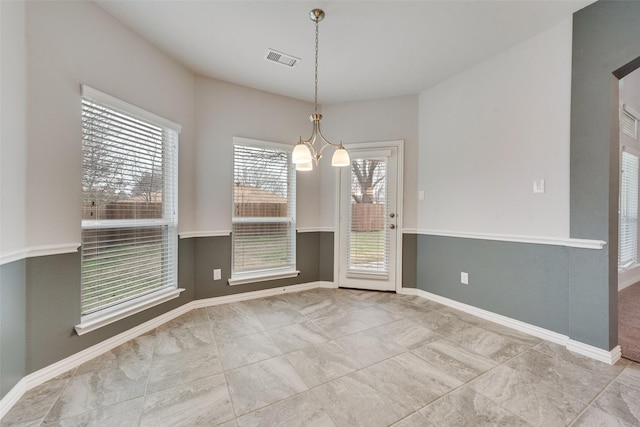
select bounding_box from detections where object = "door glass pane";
[347,158,388,274]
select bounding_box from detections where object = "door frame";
[333,140,405,293]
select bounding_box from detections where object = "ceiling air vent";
[265,49,300,68]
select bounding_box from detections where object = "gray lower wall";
[4,231,332,388]
[319,232,334,283]
[402,234,417,289]
[567,247,610,348]
[193,231,332,299]
[417,235,570,335]
[25,239,196,373]
[416,235,614,349]
[0,259,26,398]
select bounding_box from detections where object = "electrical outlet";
[461,272,469,285]
[213,269,221,281]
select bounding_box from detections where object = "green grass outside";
[82,243,164,313]
[82,230,386,313]
[350,230,385,265]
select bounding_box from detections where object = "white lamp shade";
[296,161,313,171]
[331,148,350,167]
[292,143,312,164]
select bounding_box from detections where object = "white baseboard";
[566,341,621,365]
[400,287,621,366]
[0,379,27,421]
[0,281,336,419]
[190,281,337,309]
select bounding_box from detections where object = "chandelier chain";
[292,9,350,170]
[314,17,319,113]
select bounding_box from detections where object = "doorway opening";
[617,63,640,363]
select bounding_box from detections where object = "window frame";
[75,85,183,335]
[228,137,298,286]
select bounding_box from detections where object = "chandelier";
[292,8,350,171]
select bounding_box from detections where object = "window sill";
[74,287,185,336]
[228,270,300,286]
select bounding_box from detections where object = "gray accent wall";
[194,232,332,299]
[416,234,615,346]
[417,236,570,334]
[319,232,334,283]
[570,0,640,350]
[402,234,417,289]
[25,238,196,373]
[416,234,613,349]
[0,260,26,398]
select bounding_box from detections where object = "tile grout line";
[217,296,442,423]
[220,297,489,425]
[8,289,639,426]
[398,339,537,426]
[33,366,78,427]
[137,326,160,427]
[566,360,631,426]
[207,308,240,426]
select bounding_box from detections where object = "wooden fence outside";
[351,203,385,232]
[82,202,163,220]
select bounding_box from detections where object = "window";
[621,104,639,140]
[620,149,639,269]
[230,137,297,285]
[77,86,181,334]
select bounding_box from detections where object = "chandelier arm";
[316,125,341,148]
[300,126,319,146]
[299,139,317,155]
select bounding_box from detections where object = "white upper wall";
[24,0,196,247]
[417,18,572,238]
[0,0,28,257]
[3,0,576,252]
[319,96,420,230]
[193,76,319,233]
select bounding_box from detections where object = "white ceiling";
[94,1,594,105]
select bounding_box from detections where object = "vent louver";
[265,49,300,68]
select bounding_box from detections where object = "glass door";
[338,145,399,291]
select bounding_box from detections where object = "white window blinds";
[620,150,639,269]
[347,157,389,276]
[621,106,638,140]
[81,87,179,316]
[232,140,296,278]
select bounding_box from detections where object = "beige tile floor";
[1,288,639,427]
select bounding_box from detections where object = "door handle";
[390,224,396,229]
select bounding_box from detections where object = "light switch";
[533,179,545,194]
[418,190,425,201]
